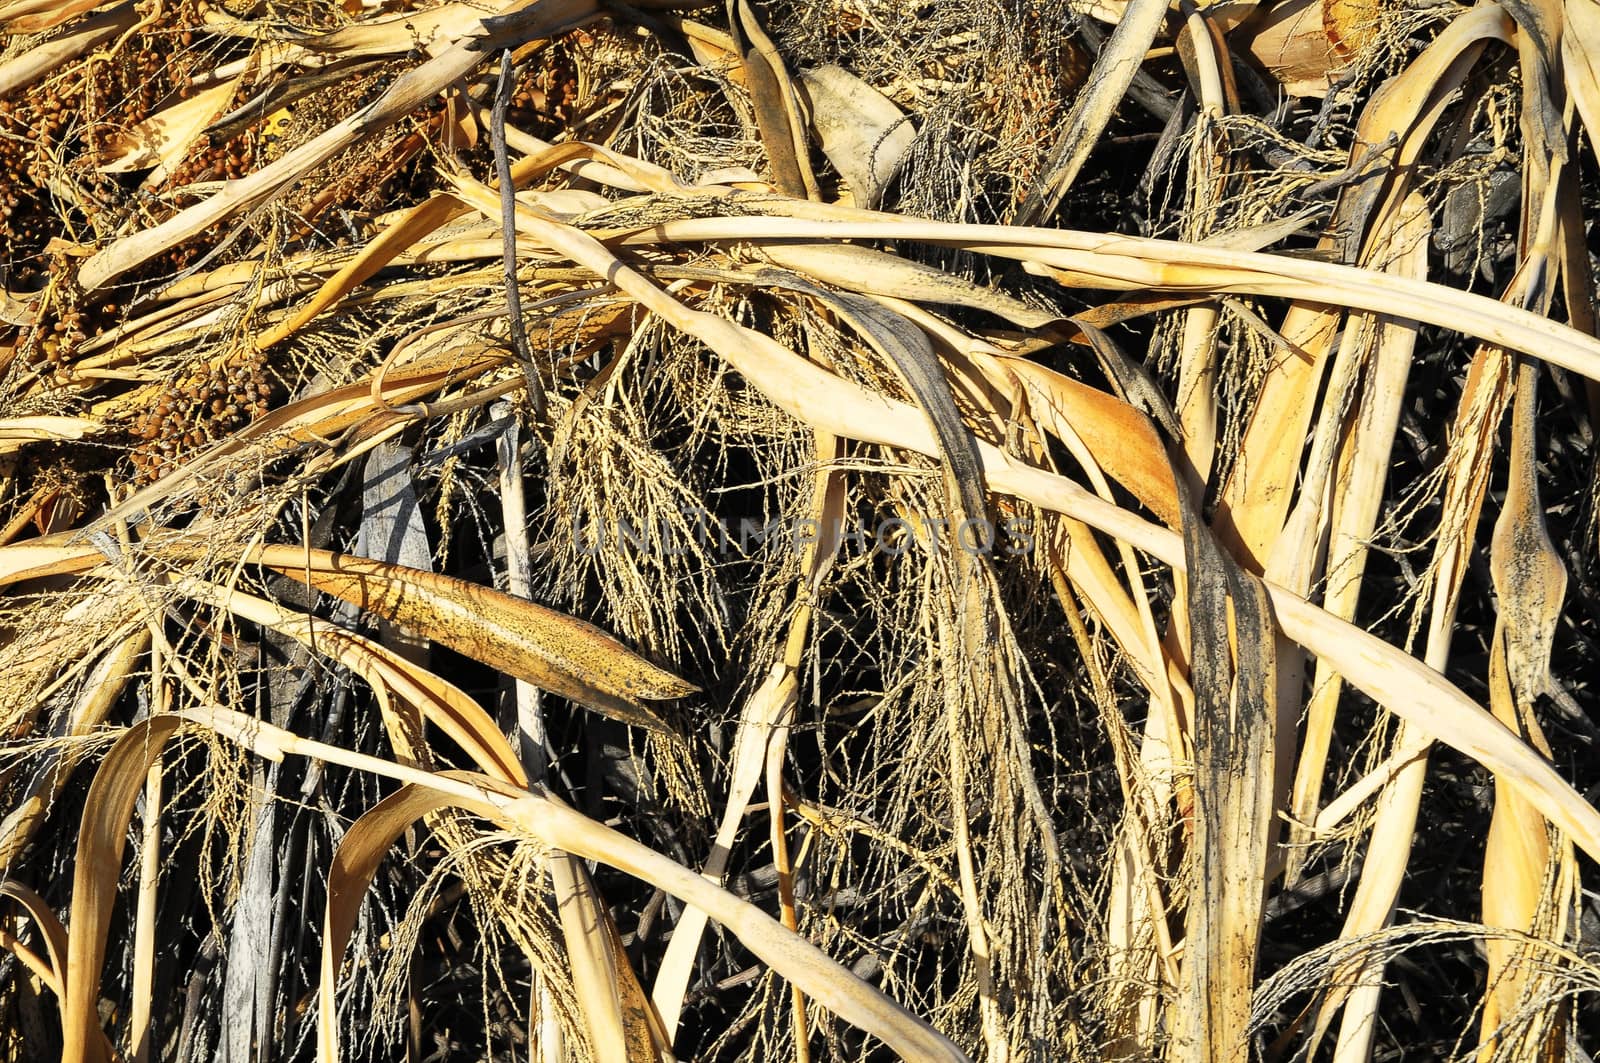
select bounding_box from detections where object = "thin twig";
[492,49,547,425]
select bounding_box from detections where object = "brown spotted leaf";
[246,546,695,732]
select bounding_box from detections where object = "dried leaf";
[0,0,102,33]
[797,65,914,208]
[651,665,797,1037]
[63,716,185,1063]
[245,545,696,731]
[94,77,242,175]
[0,416,100,454]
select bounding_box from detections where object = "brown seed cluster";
[0,30,210,284]
[307,109,441,219]
[128,354,276,481]
[506,40,583,142]
[13,266,126,381]
[0,87,76,277]
[164,128,260,188]
[22,308,90,375]
[81,42,195,170]
[162,75,268,190]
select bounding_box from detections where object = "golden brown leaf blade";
[247,546,695,731]
[63,716,185,1063]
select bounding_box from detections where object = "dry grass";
[1,0,1599,1060]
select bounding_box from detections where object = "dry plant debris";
[1,0,1600,1060]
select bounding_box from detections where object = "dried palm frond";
[1,1,1598,1061]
